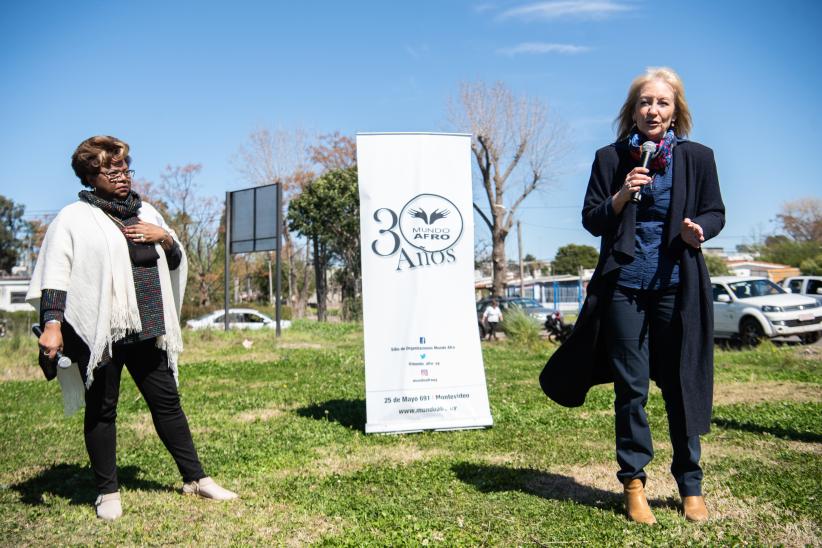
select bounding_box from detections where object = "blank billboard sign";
[229,183,280,253]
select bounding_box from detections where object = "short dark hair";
[71,135,131,187]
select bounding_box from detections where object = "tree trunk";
[296,242,310,318]
[312,236,327,322]
[198,272,210,307]
[283,222,297,314]
[492,228,507,297]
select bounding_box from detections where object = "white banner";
[357,133,493,434]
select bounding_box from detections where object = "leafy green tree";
[0,195,27,273]
[288,168,360,321]
[703,254,731,276]
[799,255,822,275]
[758,237,822,269]
[751,198,822,270]
[552,244,599,275]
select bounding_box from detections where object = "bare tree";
[158,164,222,307]
[450,81,568,296]
[234,128,314,317]
[310,132,357,172]
[777,198,822,243]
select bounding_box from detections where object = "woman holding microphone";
[540,68,724,524]
[29,136,237,521]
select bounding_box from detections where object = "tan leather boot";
[623,478,656,524]
[682,495,708,522]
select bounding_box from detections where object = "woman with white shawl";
[28,136,237,521]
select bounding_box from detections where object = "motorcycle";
[544,312,573,344]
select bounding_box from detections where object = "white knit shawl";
[26,200,187,398]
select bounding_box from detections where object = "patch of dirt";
[127,413,154,438]
[235,406,288,423]
[480,453,522,466]
[277,342,323,349]
[550,461,680,502]
[785,439,822,455]
[309,444,446,477]
[286,514,344,546]
[0,364,43,382]
[714,381,822,406]
[795,345,822,359]
[705,436,822,465]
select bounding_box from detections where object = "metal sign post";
[223,182,282,334]
[275,183,283,336]
[224,191,232,331]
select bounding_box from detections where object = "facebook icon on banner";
[420,337,426,344]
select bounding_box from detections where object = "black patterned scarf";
[79,189,142,219]
[79,189,159,266]
[78,191,165,341]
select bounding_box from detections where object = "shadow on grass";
[295,399,366,432]
[11,464,172,505]
[453,463,679,514]
[713,417,822,443]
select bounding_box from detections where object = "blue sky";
[2,0,821,260]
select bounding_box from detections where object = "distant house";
[475,272,591,312]
[726,261,800,282]
[0,276,34,312]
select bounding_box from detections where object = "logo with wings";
[407,207,450,225]
[399,193,463,253]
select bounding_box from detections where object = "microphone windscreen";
[641,141,657,155]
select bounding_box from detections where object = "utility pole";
[517,220,524,296]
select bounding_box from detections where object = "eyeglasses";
[101,169,135,181]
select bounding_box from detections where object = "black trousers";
[604,286,702,497]
[65,324,206,494]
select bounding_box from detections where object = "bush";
[0,310,38,337]
[289,319,361,337]
[502,307,543,347]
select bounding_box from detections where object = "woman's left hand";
[681,218,704,249]
[123,221,172,248]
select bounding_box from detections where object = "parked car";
[781,276,822,304]
[711,276,822,345]
[475,296,558,338]
[186,308,291,330]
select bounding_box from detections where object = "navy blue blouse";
[616,149,680,290]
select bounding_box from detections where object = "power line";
[520,222,588,232]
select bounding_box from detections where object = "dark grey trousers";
[605,286,702,497]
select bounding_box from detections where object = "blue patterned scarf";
[628,128,676,172]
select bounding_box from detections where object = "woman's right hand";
[612,167,652,213]
[39,323,63,361]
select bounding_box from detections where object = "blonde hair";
[615,67,692,141]
[71,135,131,187]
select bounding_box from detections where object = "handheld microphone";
[32,324,72,369]
[631,141,657,203]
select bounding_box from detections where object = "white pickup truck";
[712,276,822,345]
[782,276,822,304]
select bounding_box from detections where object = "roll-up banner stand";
[357,132,493,434]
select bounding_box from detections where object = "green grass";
[0,324,820,545]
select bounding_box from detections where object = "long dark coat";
[539,139,725,436]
